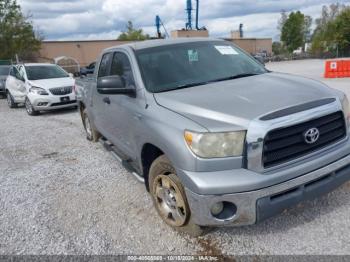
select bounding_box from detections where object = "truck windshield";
[0,66,10,76]
[136,41,267,93]
[25,65,69,80]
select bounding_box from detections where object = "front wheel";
[25,97,39,116]
[6,92,17,108]
[82,109,100,142]
[149,155,206,236]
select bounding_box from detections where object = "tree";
[277,10,288,32]
[280,11,311,53]
[330,7,350,54]
[311,4,349,56]
[272,41,286,55]
[0,0,41,60]
[117,21,150,41]
[304,15,313,42]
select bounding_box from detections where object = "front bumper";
[185,154,350,226]
[28,92,77,111]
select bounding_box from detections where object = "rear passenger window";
[98,53,113,77]
[110,52,135,88]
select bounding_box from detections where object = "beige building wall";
[39,40,133,67]
[171,30,209,38]
[230,31,241,39]
[226,38,273,55]
[39,37,272,68]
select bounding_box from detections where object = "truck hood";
[29,77,74,90]
[154,72,338,132]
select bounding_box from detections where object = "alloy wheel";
[84,115,92,138]
[7,93,12,107]
[25,98,33,114]
[152,174,188,227]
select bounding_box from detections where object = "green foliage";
[277,10,288,33]
[334,8,350,51]
[311,4,350,57]
[117,21,150,41]
[0,0,41,60]
[280,11,312,53]
[272,41,287,55]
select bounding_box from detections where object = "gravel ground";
[1,59,350,256]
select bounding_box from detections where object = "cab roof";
[105,37,225,52]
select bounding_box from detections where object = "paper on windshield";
[214,46,239,55]
[188,50,199,62]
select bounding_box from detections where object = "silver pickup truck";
[76,38,350,236]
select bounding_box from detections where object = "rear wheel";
[6,92,17,108]
[82,109,100,142]
[149,155,206,236]
[25,97,39,116]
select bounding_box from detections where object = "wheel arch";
[141,143,165,191]
[78,101,86,118]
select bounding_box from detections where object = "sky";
[18,0,350,41]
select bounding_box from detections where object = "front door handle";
[103,97,110,104]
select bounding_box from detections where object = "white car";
[5,63,76,115]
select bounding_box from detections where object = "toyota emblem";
[304,127,320,144]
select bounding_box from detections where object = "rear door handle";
[103,97,110,104]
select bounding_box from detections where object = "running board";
[99,138,145,183]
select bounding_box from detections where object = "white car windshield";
[25,65,69,80]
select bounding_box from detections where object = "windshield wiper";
[173,81,210,90]
[162,73,261,93]
[207,73,260,84]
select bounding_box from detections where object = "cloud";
[17,0,350,41]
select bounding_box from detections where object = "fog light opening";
[210,201,237,220]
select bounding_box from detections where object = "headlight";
[184,130,246,158]
[341,95,350,127]
[29,86,49,95]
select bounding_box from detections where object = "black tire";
[82,108,101,142]
[6,91,17,108]
[25,97,39,116]
[149,155,206,237]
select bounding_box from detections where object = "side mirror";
[69,73,74,78]
[97,75,136,96]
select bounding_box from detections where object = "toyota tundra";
[76,38,350,236]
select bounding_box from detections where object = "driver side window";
[18,66,26,81]
[11,67,23,81]
[110,52,135,88]
[98,53,113,78]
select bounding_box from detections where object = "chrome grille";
[263,111,346,168]
[49,86,72,96]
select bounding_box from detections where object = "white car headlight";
[29,86,49,95]
[184,130,246,158]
